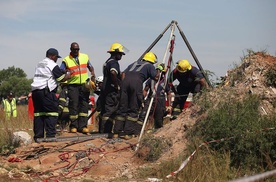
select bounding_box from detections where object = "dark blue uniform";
[138,74,169,129]
[100,58,121,133]
[114,60,158,136]
[169,66,204,118]
[32,63,65,141]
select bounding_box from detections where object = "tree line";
[0,66,32,99]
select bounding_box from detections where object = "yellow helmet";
[107,43,127,55]
[143,52,157,64]
[176,60,192,73]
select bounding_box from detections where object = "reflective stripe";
[115,116,125,121]
[102,116,114,122]
[34,74,49,78]
[70,115,78,120]
[56,74,65,82]
[79,112,88,117]
[110,68,118,74]
[129,61,150,72]
[126,116,138,122]
[102,116,109,121]
[173,108,182,112]
[69,65,88,76]
[59,98,66,102]
[137,121,143,125]
[34,112,58,117]
[63,107,69,112]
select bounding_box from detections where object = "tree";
[0,66,27,82]
[0,67,31,98]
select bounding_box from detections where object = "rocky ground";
[0,52,275,182]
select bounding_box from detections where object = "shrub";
[265,66,276,87]
[187,95,276,172]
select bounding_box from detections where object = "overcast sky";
[0,0,275,80]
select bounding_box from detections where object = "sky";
[0,0,275,81]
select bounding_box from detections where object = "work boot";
[82,128,89,134]
[113,134,119,138]
[124,135,132,140]
[170,115,177,121]
[70,128,77,133]
[56,124,61,132]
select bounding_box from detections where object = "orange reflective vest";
[63,53,89,84]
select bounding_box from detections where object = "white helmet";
[96,76,103,83]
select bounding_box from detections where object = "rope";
[26,138,136,181]
[229,169,276,182]
[0,128,33,131]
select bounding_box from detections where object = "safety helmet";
[176,60,192,73]
[143,52,157,64]
[96,76,104,83]
[107,43,128,55]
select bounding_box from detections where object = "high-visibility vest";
[63,53,89,84]
[3,98,17,119]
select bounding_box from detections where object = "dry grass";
[0,105,33,154]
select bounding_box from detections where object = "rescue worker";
[168,59,207,120]
[31,48,71,142]
[60,42,96,134]
[138,63,171,131]
[57,82,69,131]
[2,92,17,120]
[100,43,127,133]
[114,52,164,139]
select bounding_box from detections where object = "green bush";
[265,66,276,87]
[187,95,276,172]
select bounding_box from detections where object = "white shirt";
[31,57,58,91]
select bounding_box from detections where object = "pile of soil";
[0,52,275,181]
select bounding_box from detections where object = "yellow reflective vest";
[3,98,17,119]
[63,53,89,84]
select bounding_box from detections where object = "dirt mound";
[0,52,275,181]
[220,52,275,114]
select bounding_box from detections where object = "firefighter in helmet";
[138,63,171,131]
[168,59,206,120]
[114,52,164,139]
[100,43,127,133]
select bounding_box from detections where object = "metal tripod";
[135,20,212,151]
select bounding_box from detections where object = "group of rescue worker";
[98,43,207,139]
[30,41,207,142]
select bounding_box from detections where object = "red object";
[88,96,95,125]
[28,92,34,121]
[183,100,192,109]
[8,157,22,162]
